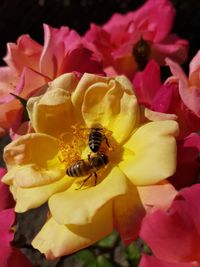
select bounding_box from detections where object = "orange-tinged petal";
[32,202,113,259]
[137,180,178,213]
[10,176,73,212]
[4,34,42,73]
[119,120,179,185]
[113,179,145,245]
[49,166,127,225]
[27,87,76,137]
[0,66,18,97]
[3,133,59,168]
[144,108,178,121]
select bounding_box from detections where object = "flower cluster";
[0,0,199,266]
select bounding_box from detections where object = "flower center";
[58,124,120,188]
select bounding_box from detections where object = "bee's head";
[91,123,103,131]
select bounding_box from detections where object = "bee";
[88,127,110,152]
[66,152,109,189]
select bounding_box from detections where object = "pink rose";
[166,50,200,118]
[84,0,188,79]
[140,185,200,266]
[0,168,14,211]
[139,255,199,267]
[0,209,34,267]
[133,59,200,137]
[0,24,104,137]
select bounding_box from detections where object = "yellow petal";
[49,166,127,225]
[72,73,139,144]
[113,179,145,245]
[32,202,113,259]
[48,73,79,93]
[137,180,178,212]
[27,88,76,137]
[10,176,73,212]
[3,164,65,188]
[119,120,179,185]
[3,133,59,168]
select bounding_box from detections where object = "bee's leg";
[76,174,92,190]
[94,172,98,186]
[105,136,110,147]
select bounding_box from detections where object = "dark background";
[0,0,200,68]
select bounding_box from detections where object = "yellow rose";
[2,73,178,259]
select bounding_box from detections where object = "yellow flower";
[2,73,178,259]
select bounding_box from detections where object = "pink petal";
[60,44,104,76]
[151,83,174,112]
[40,24,84,79]
[4,34,42,73]
[189,50,200,87]
[0,209,33,267]
[0,67,48,136]
[166,55,200,118]
[133,59,161,107]
[131,0,175,42]
[103,12,132,33]
[0,168,14,211]
[140,185,200,263]
[165,57,188,84]
[84,23,114,66]
[179,82,200,118]
[152,34,188,65]
[0,67,18,99]
[3,248,34,267]
[0,209,15,245]
[139,255,199,267]
[169,133,200,189]
[40,24,70,79]
[15,67,49,98]
[137,181,177,214]
[152,73,200,136]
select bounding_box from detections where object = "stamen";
[58,125,88,166]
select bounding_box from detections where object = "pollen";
[58,125,87,167]
[58,124,117,169]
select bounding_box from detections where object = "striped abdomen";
[66,160,91,177]
[89,130,104,152]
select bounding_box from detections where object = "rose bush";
[84,0,188,79]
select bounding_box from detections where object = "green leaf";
[74,249,97,267]
[10,93,29,121]
[10,93,27,108]
[98,231,118,248]
[97,255,114,267]
[142,244,152,255]
[126,243,140,261]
